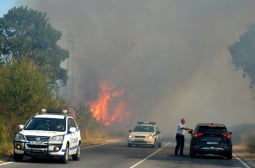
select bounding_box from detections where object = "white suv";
[128,122,163,147]
[13,109,81,163]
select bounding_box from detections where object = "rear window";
[197,126,227,134]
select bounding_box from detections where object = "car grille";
[26,136,50,142]
[26,136,50,148]
[135,136,145,138]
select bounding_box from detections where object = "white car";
[128,122,162,147]
[13,109,81,163]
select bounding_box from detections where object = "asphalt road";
[1,139,253,168]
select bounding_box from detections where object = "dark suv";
[189,123,232,159]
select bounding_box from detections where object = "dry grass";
[0,121,13,155]
[234,145,255,163]
[80,127,113,147]
[241,134,255,153]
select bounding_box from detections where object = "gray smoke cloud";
[18,0,255,135]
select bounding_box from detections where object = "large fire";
[89,80,130,126]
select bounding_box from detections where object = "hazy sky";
[7,0,255,134]
[0,0,16,16]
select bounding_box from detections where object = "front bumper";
[128,138,155,145]
[14,141,65,158]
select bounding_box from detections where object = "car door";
[67,118,79,154]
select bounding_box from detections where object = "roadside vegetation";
[230,124,255,154]
[229,23,255,154]
[0,7,105,155]
[242,135,255,153]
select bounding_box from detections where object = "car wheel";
[158,141,162,147]
[61,143,69,163]
[226,152,232,160]
[72,144,80,161]
[189,148,195,158]
[31,156,39,161]
[13,153,23,162]
[151,139,156,148]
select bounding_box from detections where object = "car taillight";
[222,133,231,139]
[194,133,203,138]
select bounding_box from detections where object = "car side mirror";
[19,125,24,130]
[229,131,232,134]
[129,130,132,133]
[157,131,161,134]
[188,130,193,134]
[69,127,76,133]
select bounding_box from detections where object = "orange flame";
[89,81,130,126]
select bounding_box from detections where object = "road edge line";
[0,161,13,166]
[233,153,251,168]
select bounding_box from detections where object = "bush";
[0,116,13,155]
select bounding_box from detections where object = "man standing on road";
[175,118,193,156]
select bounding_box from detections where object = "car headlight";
[14,133,25,142]
[49,135,64,144]
[129,135,134,138]
[148,135,154,139]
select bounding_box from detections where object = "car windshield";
[133,125,154,132]
[198,126,227,134]
[24,118,66,132]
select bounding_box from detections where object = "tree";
[229,23,255,89]
[0,58,63,121]
[0,58,65,154]
[0,6,69,85]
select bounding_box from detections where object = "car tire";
[189,148,195,158]
[226,152,232,160]
[72,144,80,161]
[13,153,23,162]
[151,140,156,148]
[61,143,69,163]
[158,141,162,147]
[31,156,39,161]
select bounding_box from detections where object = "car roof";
[196,123,226,127]
[32,108,73,119]
[136,124,155,127]
[136,121,156,125]
[34,114,66,119]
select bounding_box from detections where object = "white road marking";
[0,161,13,166]
[129,143,170,168]
[233,153,251,168]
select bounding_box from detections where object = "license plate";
[30,141,44,145]
[135,139,144,142]
[206,141,218,145]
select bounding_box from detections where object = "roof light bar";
[39,108,69,115]
[137,121,156,125]
[41,109,47,113]
[62,109,68,114]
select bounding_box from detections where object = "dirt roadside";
[0,154,12,164]
[233,145,255,167]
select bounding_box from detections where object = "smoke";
[18,0,255,135]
